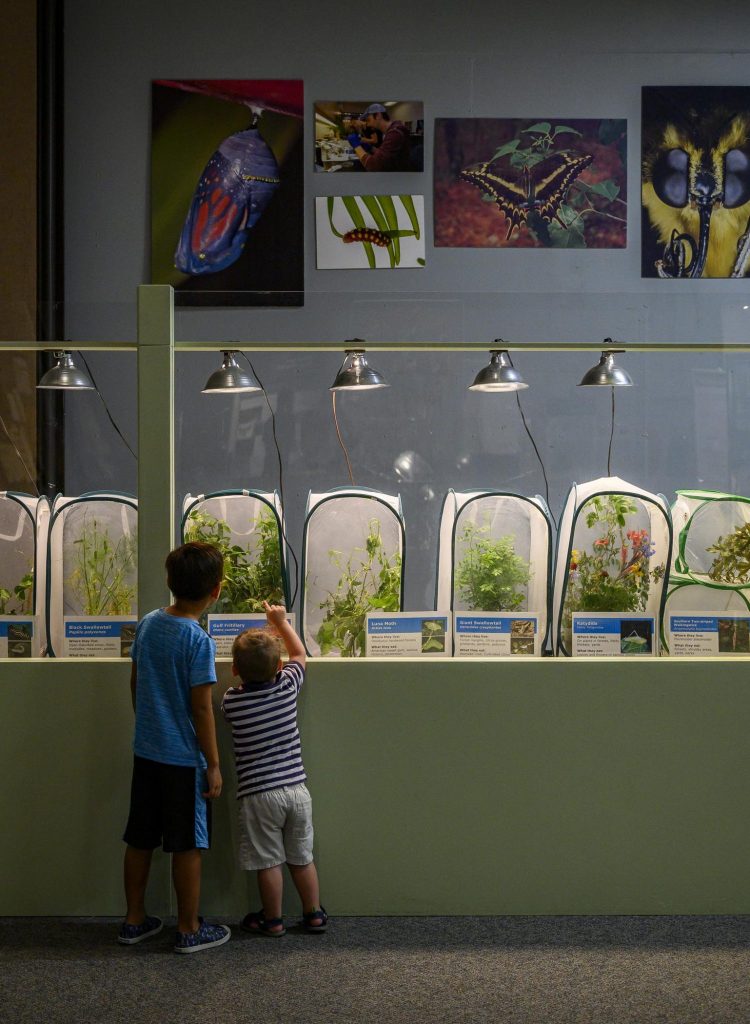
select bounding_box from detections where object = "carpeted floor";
[1,916,748,1024]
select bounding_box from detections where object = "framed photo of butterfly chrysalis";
[315,196,425,269]
[433,117,627,249]
[151,79,304,306]
[642,87,750,279]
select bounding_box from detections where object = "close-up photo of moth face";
[642,86,750,278]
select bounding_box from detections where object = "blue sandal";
[303,906,328,933]
[241,910,286,937]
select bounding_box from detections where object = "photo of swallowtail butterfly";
[434,117,627,249]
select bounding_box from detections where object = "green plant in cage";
[317,518,401,657]
[706,522,750,584]
[184,506,284,613]
[454,519,532,612]
[0,569,33,615]
[563,495,665,644]
[67,516,137,615]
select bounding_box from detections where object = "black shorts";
[123,756,211,853]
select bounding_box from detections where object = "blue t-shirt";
[131,608,217,767]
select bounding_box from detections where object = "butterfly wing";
[531,152,593,225]
[175,128,280,275]
[460,163,530,238]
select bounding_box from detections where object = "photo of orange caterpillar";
[343,227,390,247]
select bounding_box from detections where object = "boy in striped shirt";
[221,602,326,936]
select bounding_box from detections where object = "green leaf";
[552,125,582,137]
[326,197,345,238]
[342,196,375,268]
[522,122,551,134]
[492,139,521,159]
[398,195,421,240]
[579,179,620,200]
[416,257,425,266]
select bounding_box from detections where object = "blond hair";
[232,628,281,683]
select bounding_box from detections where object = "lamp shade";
[578,344,633,387]
[468,348,528,392]
[330,346,389,391]
[202,351,261,393]
[37,351,94,390]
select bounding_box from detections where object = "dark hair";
[232,628,281,683]
[165,542,223,601]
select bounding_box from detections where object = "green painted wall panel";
[1,657,748,916]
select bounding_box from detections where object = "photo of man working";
[314,100,424,173]
[347,103,412,171]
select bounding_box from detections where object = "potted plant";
[0,569,33,615]
[67,515,137,615]
[316,518,401,657]
[706,521,750,584]
[454,518,532,612]
[184,506,285,613]
[563,494,665,646]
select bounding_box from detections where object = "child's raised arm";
[264,600,306,667]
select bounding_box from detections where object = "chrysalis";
[175,127,280,275]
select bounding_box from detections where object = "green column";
[137,284,174,613]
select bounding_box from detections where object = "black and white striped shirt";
[221,661,306,798]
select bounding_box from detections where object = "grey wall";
[60,0,750,610]
[64,0,750,343]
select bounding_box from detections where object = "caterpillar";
[343,228,391,247]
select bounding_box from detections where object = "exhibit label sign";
[0,617,36,658]
[668,612,750,656]
[453,613,540,657]
[365,613,450,656]
[63,616,137,658]
[207,613,296,657]
[572,613,657,656]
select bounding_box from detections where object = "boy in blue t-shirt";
[118,542,231,954]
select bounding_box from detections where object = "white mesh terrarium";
[301,487,405,657]
[436,490,553,647]
[181,490,289,612]
[46,492,138,656]
[0,492,50,654]
[660,489,750,654]
[552,477,672,656]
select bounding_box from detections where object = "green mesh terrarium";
[553,477,671,656]
[436,489,553,650]
[662,489,750,654]
[47,492,138,657]
[181,490,288,613]
[301,488,405,657]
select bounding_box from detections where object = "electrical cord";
[515,392,555,527]
[239,352,299,608]
[607,387,615,476]
[77,352,137,460]
[331,391,355,486]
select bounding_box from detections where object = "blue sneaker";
[174,920,231,954]
[118,915,163,945]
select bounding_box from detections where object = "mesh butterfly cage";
[0,492,49,656]
[181,489,290,613]
[301,487,405,657]
[436,489,553,649]
[662,489,750,654]
[46,492,138,657]
[552,477,672,656]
